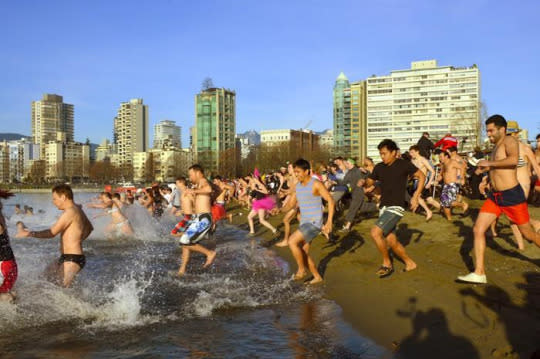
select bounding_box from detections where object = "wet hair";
[189,164,204,174]
[377,139,398,152]
[52,184,73,200]
[113,193,121,200]
[409,145,420,152]
[293,158,311,171]
[485,114,507,129]
[176,177,187,185]
[447,146,458,153]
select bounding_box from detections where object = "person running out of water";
[171,177,195,237]
[0,190,18,302]
[276,164,299,248]
[282,159,334,285]
[408,146,436,221]
[437,150,469,221]
[90,192,133,237]
[175,165,217,276]
[365,139,424,278]
[246,175,279,238]
[457,115,540,284]
[17,184,93,288]
[212,176,234,224]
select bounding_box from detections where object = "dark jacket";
[417,136,435,159]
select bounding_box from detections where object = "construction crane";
[300,120,312,132]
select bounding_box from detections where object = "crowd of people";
[1,114,540,301]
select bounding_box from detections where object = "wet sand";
[228,202,540,359]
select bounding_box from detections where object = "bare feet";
[403,261,417,272]
[203,251,217,269]
[292,271,307,281]
[0,292,15,302]
[227,214,233,223]
[462,202,469,214]
[426,210,432,222]
[307,277,323,285]
[275,239,289,247]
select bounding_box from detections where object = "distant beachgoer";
[416,132,435,160]
[282,159,334,285]
[175,165,217,276]
[212,176,234,224]
[16,184,93,287]
[14,204,22,215]
[0,190,18,302]
[246,175,279,237]
[365,139,424,278]
[437,150,469,221]
[457,115,540,284]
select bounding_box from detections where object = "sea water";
[0,193,388,358]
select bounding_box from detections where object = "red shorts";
[480,199,530,225]
[0,259,18,293]
[535,179,540,187]
[211,204,226,222]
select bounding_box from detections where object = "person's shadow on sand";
[317,231,365,277]
[460,272,540,359]
[396,297,479,359]
[396,223,423,247]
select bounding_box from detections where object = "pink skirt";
[252,196,276,211]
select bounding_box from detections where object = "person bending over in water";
[17,184,93,288]
[175,165,217,276]
[0,190,18,302]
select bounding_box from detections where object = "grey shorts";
[375,206,404,237]
[298,222,321,243]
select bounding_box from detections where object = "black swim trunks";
[58,254,86,269]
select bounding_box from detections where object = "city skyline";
[1,1,539,145]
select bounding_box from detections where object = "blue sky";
[1,0,539,145]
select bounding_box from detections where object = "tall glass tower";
[333,72,350,156]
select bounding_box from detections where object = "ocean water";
[0,193,387,358]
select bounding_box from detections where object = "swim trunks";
[58,254,86,269]
[179,213,212,245]
[375,206,405,237]
[480,184,530,225]
[440,182,460,208]
[0,260,17,293]
[171,214,194,235]
[211,202,226,222]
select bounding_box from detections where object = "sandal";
[376,266,394,278]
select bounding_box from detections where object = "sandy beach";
[228,201,540,358]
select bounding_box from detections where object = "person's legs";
[178,246,191,275]
[344,193,364,228]
[276,208,296,247]
[258,209,277,233]
[247,210,257,234]
[509,224,525,250]
[417,198,433,221]
[370,226,392,269]
[426,196,441,210]
[386,233,417,271]
[443,207,452,221]
[188,244,217,268]
[302,242,323,284]
[62,261,81,288]
[472,212,498,275]
[517,223,540,247]
[288,230,308,279]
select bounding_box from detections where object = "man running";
[17,184,93,287]
[457,115,540,284]
[175,165,217,276]
[284,159,334,285]
[409,145,436,221]
[365,139,425,278]
[212,176,235,224]
[437,150,469,220]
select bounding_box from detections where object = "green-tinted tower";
[333,72,351,156]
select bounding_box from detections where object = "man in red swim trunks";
[457,115,540,284]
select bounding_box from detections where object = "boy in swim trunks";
[437,150,469,220]
[175,165,217,276]
[457,115,540,284]
[17,184,93,287]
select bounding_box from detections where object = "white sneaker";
[457,272,487,284]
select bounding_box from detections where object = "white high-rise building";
[8,138,40,182]
[113,99,149,169]
[366,60,480,158]
[153,120,181,149]
[31,94,74,158]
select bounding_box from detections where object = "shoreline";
[226,203,540,358]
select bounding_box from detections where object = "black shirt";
[0,231,15,261]
[369,159,418,207]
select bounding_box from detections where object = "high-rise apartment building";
[113,99,149,170]
[44,141,90,180]
[194,88,236,173]
[333,72,351,156]
[153,120,181,149]
[31,94,74,157]
[366,60,480,158]
[0,142,9,183]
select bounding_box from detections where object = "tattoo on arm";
[30,229,54,238]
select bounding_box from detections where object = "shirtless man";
[437,150,469,220]
[212,176,235,223]
[447,146,469,208]
[457,115,540,284]
[409,146,436,221]
[171,177,195,237]
[276,164,299,247]
[17,184,93,287]
[175,165,217,276]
